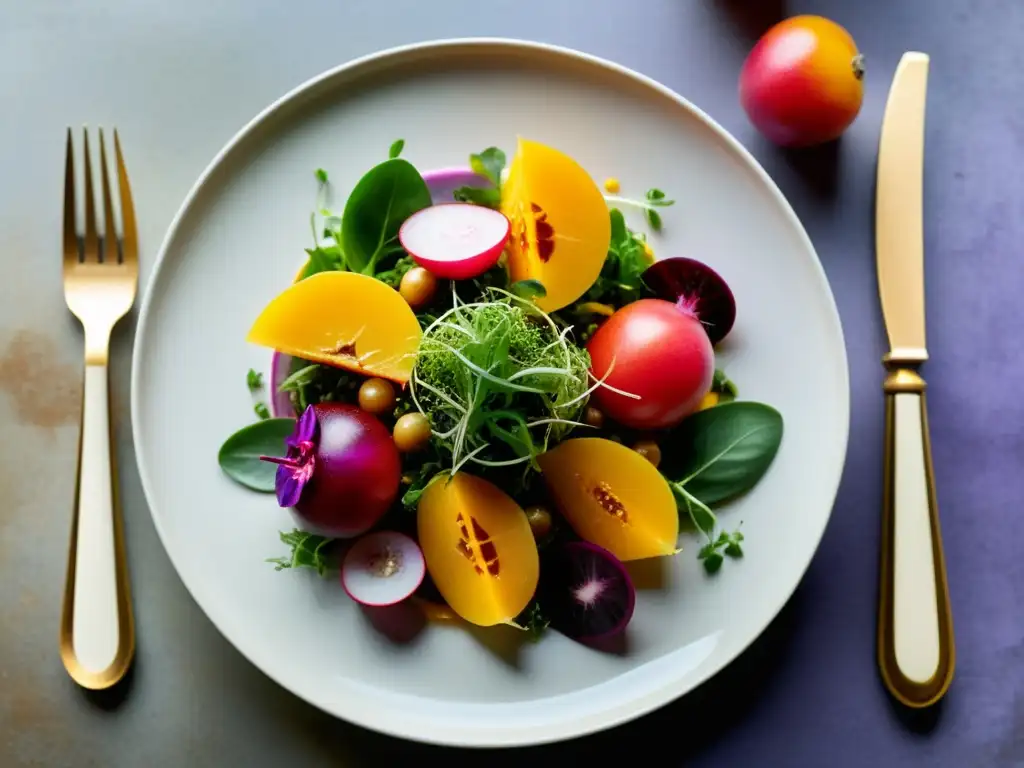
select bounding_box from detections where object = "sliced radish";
[341,531,426,607]
[271,168,496,417]
[399,203,510,280]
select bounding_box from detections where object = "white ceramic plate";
[132,39,849,747]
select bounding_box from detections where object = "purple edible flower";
[259,405,320,508]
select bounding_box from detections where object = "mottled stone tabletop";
[1,0,1021,765]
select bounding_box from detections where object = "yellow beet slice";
[417,472,539,627]
[501,138,612,313]
[247,271,421,384]
[538,438,679,561]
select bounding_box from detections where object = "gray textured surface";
[1,0,1021,765]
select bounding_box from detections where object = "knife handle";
[878,367,955,707]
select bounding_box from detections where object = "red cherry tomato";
[740,15,864,147]
[586,299,714,431]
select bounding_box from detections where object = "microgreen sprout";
[603,188,676,231]
[410,287,593,474]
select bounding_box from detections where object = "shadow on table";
[710,0,788,42]
[886,692,945,735]
[780,140,843,202]
[76,660,136,711]
[268,587,805,766]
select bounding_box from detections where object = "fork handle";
[62,363,134,687]
[877,369,954,707]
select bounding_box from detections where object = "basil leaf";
[662,401,783,506]
[217,417,296,492]
[341,158,431,274]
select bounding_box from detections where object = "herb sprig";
[268,530,338,575]
[603,187,676,231]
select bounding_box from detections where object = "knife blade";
[876,52,929,362]
[875,51,955,709]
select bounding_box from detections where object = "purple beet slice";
[642,257,736,345]
[538,541,636,642]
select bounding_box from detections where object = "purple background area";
[2,0,1022,766]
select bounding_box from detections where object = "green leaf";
[646,209,663,231]
[702,551,724,574]
[277,364,319,393]
[453,185,500,208]
[469,147,506,187]
[712,368,739,400]
[510,279,547,300]
[388,139,405,159]
[217,418,296,492]
[662,401,784,507]
[514,601,550,642]
[315,168,328,184]
[646,188,666,201]
[268,529,337,576]
[254,402,271,420]
[301,246,343,279]
[401,465,442,508]
[341,158,432,274]
[246,368,263,392]
[609,208,628,247]
[673,484,717,537]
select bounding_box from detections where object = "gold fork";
[59,128,138,689]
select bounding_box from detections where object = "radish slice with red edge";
[269,168,493,417]
[538,541,635,642]
[642,256,736,345]
[341,531,426,607]
[399,203,510,280]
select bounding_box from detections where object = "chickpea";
[393,412,432,453]
[400,267,438,310]
[358,377,396,415]
[525,505,553,541]
[632,439,662,468]
[583,406,605,429]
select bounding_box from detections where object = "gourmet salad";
[218,137,783,644]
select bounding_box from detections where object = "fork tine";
[82,127,99,263]
[113,130,137,267]
[98,129,118,264]
[63,128,78,267]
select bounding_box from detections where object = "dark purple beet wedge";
[538,541,636,642]
[642,257,736,345]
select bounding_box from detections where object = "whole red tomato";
[740,15,864,147]
[586,299,714,431]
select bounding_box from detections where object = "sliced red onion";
[642,257,737,345]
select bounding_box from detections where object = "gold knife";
[875,51,955,708]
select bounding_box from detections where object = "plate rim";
[130,36,850,747]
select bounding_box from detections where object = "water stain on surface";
[0,330,79,429]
